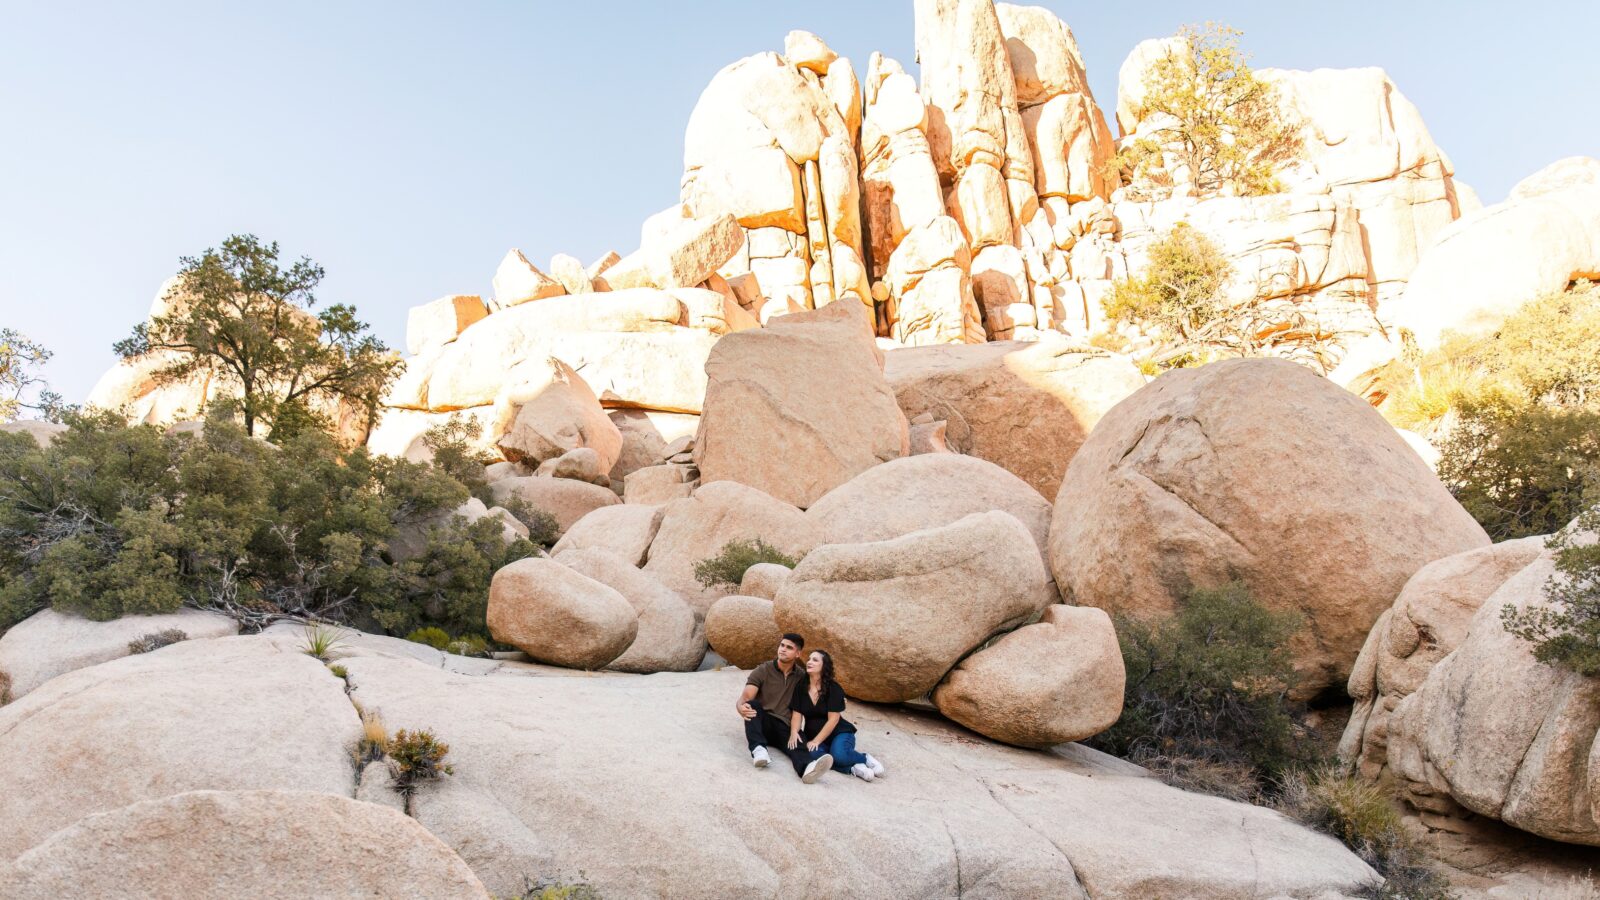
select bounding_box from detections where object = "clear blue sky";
[4,1,1595,404]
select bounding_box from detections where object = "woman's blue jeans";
[809,732,868,772]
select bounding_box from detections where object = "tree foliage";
[113,235,400,439]
[1502,506,1600,677]
[1112,23,1303,199]
[0,410,536,635]
[1105,222,1232,341]
[0,329,59,423]
[1088,582,1306,786]
[693,538,798,590]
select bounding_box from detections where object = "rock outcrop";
[0,608,238,701]
[552,548,704,674]
[487,558,638,669]
[775,511,1048,703]
[1049,358,1490,697]
[705,594,782,669]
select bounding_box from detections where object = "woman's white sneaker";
[802,754,833,784]
[865,754,885,777]
[752,746,770,768]
[851,763,876,782]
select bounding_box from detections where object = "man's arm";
[736,684,758,719]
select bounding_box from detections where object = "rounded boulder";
[705,595,783,669]
[487,558,639,670]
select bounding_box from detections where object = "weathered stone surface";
[608,409,700,483]
[550,503,663,566]
[0,421,67,446]
[886,339,1144,498]
[602,214,747,292]
[775,511,1048,703]
[549,253,594,295]
[643,481,820,615]
[0,635,360,860]
[491,358,622,470]
[807,452,1051,558]
[1049,359,1490,697]
[1510,156,1600,201]
[784,30,836,74]
[1390,185,1600,349]
[0,790,489,899]
[623,464,695,505]
[487,558,638,670]
[553,548,703,674]
[908,419,949,454]
[1340,537,1545,780]
[1386,518,1600,846]
[933,604,1124,748]
[696,300,907,508]
[407,294,488,356]
[704,594,782,670]
[861,54,947,278]
[534,447,607,484]
[0,608,238,701]
[672,287,760,334]
[884,216,986,345]
[738,562,793,601]
[492,249,565,308]
[487,476,620,535]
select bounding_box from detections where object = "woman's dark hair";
[810,649,837,691]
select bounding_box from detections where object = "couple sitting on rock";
[736,633,885,784]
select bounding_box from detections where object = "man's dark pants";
[744,709,814,775]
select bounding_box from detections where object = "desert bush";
[127,628,188,654]
[301,623,344,661]
[1437,395,1600,541]
[515,880,603,900]
[693,538,798,590]
[1110,22,1302,199]
[1105,223,1232,342]
[388,728,454,793]
[0,409,537,636]
[1503,505,1600,677]
[1088,582,1305,791]
[0,670,10,706]
[406,627,452,650]
[1276,766,1455,899]
[447,634,493,658]
[353,710,388,766]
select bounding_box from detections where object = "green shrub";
[388,728,454,793]
[1502,506,1600,676]
[447,634,493,658]
[328,663,349,680]
[693,538,798,590]
[1104,223,1231,343]
[1437,394,1600,541]
[1088,582,1305,790]
[1276,767,1455,899]
[127,628,188,654]
[302,623,344,661]
[517,881,602,900]
[407,627,452,650]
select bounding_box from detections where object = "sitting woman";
[787,649,886,783]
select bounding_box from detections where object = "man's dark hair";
[781,632,805,649]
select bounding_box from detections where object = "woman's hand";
[805,738,822,752]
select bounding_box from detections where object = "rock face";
[1340,537,1545,779]
[1384,518,1600,846]
[704,595,782,669]
[642,481,820,614]
[1510,155,1600,201]
[695,300,908,508]
[1389,182,1600,350]
[806,452,1051,556]
[549,503,663,566]
[0,608,238,701]
[487,476,621,534]
[486,558,639,669]
[492,249,565,308]
[0,790,490,899]
[1049,358,1490,697]
[885,339,1145,497]
[0,632,1378,899]
[553,548,704,674]
[775,511,1048,703]
[490,357,622,468]
[0,635,361,860]
[407,294,488,356]
[933,604,1124,748]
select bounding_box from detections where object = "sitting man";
[735,632,833,782]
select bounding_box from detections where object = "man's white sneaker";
[865,754,885,777]
[802,754,833,784]
[752,746,770,768]
[851,763,876,782]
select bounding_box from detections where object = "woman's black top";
[788,679,857,740]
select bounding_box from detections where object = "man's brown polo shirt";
[746,659,803,723]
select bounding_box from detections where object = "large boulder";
[0,790,489,898]
[1385,517,1600,846]
[0,635,360,860]
[1049,358,1490,697]
[695,300,908,508]
[1510,155,1600,201]
[491,249,565,308]
[407,294,488,356]
[643,480,820,615]
[549,503,664,566]
[885,340,1145,498]
[806,448,1051,554]
[704,594,782,670]
[933,604,1124,748]
[487,558,638,670]
[487,476,621,535]
[774,511,1049,703]
[1339,537,1545,779]
[607,409,700,482]
[597,214,745,292]
[552,548,704,674]
[0,608,238,702]
[491,357,623,469]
